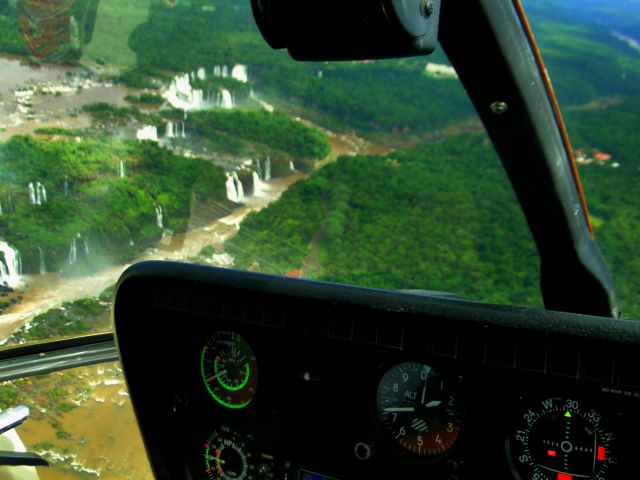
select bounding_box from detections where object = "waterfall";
[155,205,164,229]
[192,89,204,108]
[0,199,3,215]
[219,89,234,109]
[35,182,41,205]
[166,72,210,111]
[197,67,206,80]
[290,161,296,171]
[64,175,69,196]
[37,246,46,274]
[118,160,126,178]
[165,121,175,138]
[69,238,77,265]
[28,182,36,205]
[165,122,183,138]
[84,237,90,255]
[222,65,229,78]
[265,156,272,180]
[136,125,159,142]
[255,159,263,181]
[233,172,245,202]
[128,238,134,247]
[252,171,265,197]
[226,173,239,203]
[231,64,248,83]
[0,241,22,288]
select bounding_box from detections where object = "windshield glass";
[0,0,637,351]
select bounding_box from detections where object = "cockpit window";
[1,0,638,352]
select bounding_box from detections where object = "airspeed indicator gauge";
[201,331,258,409]
[376,362,463,457]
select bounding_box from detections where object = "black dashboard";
[113,261,640,480]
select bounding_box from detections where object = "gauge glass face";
[509,397,616,480]
[204,426,255,480]
[376,362,463,457]
[201,331,258,409]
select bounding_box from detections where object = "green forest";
[229,134,542,308]
[0,136,228,274]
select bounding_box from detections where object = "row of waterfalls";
[167,77,234,111]
[28,182,47,205]
[165,64,249,111]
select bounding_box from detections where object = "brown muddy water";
[15,362,153,479]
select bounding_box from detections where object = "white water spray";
[35,182,47,204]
[252,171,266,197]
[118,160,126,178]
[265,156,272,180]
[69,238,77,265]
[136,125,159,142]
[37,246,46,274]
[0,241,22,288]
[231,64,248,83]
[28,183,36,205]
[155,205,164,229]
[219,89,234,109]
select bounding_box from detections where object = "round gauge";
[203,426,256,480]
[201,331,258,409]
[508,397,617,480]
[376,362,463,457]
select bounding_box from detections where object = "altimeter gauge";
[201,330,258,409]
[508,397,617,480]
[376,362,463,457]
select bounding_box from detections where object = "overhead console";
[114,262,640,480]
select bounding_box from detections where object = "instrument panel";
[113,262,640,480]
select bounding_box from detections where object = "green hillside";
[229,134,543,309]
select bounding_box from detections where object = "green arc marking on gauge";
[215,357,251,391]
[201,347,252,410]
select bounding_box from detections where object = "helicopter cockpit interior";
[0,0,637,479]
[110,1,640,479]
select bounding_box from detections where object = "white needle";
[421,381,427,405]
[206,370,228,383]
[426,400,442,408]
[384,407,415,412]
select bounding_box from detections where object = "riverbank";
[0,170,306,340]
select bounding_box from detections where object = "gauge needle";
[425,400,442,408]
[384,407,415,412]
[206,370,228,383]
[207,455,226,465]
[421,381,427,405]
